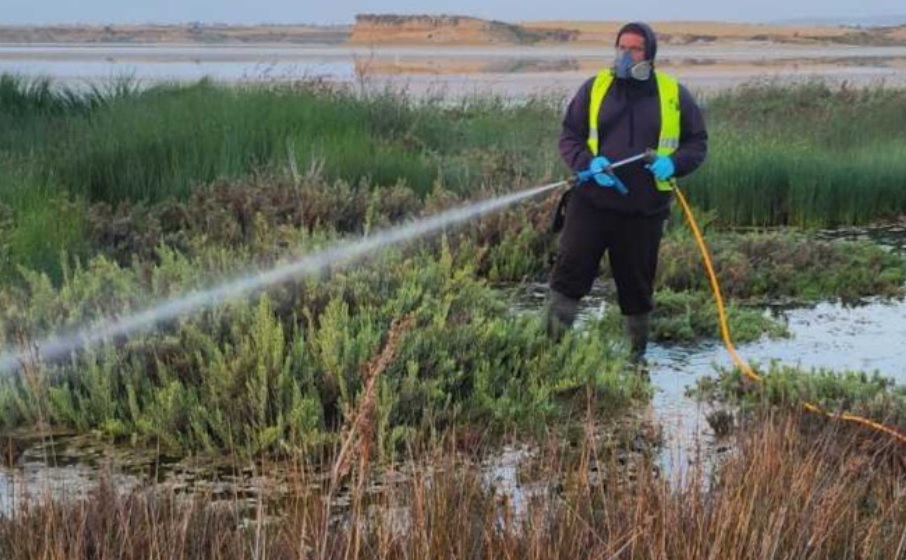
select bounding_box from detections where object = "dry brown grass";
[2,411,904,559]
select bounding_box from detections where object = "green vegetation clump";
[650,289,787,343]
[658,229,906,302]
[696,80,906,226]
[0,74,561,205]
[4,75,906,234]
[0,235,646,455]
[693,363,906,428]
[0,74,563,279]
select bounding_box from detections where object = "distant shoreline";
[3,43,905,98]
[1,18,904,47]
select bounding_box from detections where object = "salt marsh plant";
[4,165,905,455]
[695,362,906,428]
[0,75,562,206]
[657,229,906,302]
[0,237,644,455]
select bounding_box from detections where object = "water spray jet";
[0,180,566,376]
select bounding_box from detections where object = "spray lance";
[551,148,658,233]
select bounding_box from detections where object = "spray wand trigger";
[573,149,656,194]
[573,168,627,194]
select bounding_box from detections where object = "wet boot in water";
[544,289,580,341]
[623,313,650,369]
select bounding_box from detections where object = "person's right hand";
[589,156,615,187]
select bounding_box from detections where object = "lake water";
[2,43,906,98]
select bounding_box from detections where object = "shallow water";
[2,43,906,96]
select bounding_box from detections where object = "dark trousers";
[549,194,665,316]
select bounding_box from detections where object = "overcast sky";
[3,0,904,26]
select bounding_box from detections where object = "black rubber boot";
[544,289,580,341]
[623,313,650,365]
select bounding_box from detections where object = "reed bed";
[2,75,905,279]
[1,411,903,559]
[2,74,904,223]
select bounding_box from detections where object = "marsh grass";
[1,411,904,559]
[2,75,906,283]
[0,75,562,204]
[3,76,904,237]
[650,289,788,343]
[698,80,906,226]
[658,227,906,302]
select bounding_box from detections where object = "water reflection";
[0,59,355,83]
[2,44,906,93]
[1,435,144,516]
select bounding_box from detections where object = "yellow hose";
[672,186,906,445]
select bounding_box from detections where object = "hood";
[615,21,658,62]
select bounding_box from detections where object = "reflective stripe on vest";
[587,70,681,192]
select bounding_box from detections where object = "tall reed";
[3,75,906,281]
[694,80,906,226]
[2,412,903,559]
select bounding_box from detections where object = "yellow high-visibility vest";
[586,70,680,192]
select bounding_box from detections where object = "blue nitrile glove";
[647,155,675,181]
[589,156,615,187]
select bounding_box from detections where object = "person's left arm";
[670,84,708,178]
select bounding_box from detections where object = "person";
[545,21,708,364]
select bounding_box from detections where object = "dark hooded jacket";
[559,22,708,217]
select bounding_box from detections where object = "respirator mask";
[613,48,652,81]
